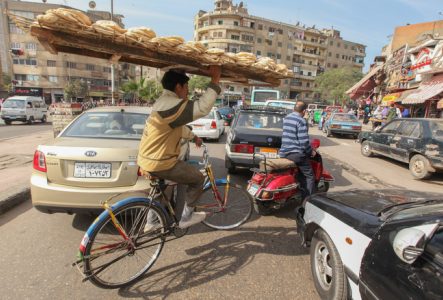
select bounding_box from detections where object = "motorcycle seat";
[259,158,296,172]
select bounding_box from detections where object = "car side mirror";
[393,228,425,264]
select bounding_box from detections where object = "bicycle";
[73,144,253,289]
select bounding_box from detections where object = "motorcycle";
[247,139,334,215]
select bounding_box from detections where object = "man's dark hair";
[294,100,307,113]
[161,70,190,91]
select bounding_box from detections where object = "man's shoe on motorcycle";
[179,212,207,229]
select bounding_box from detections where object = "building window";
[267,52,273,58]
[351,46,356,51]
[241,34,254,42]
[327,63,331,67]
[344,44,348,49]
[9,23,24,34]
[306,82,310,88]
[258,24,263,30]
[48,76,58,83]
[342,55,345,59]
[66,61,77,69]
[218,32,222,37]
[256,50,261,56]
[231,35,240,40]
[217,20,223,25]
[308,61,312,65]
[86,64,95,71]
[11,42,21,49]
[25,43,37,50]
[103,66,111,73]
[328,52,332,57]
[278,29,283,34]
[278,42,282,47]
[336,53,339,58]
[333,64,338,68]
[269,27,275,33]
[13,58,37,66]
[47,60,56,67]
[234,21,239,26]
[305,93,310,98]
[329,41,333,46]
[257,37,262,43]
[212,31,217,38]
[308,71,312,76]
[266,39,272,46]
[337,42,341,47]
[277,53,281,59]
[286,55,291,61]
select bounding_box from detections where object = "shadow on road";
[118,226,307,299]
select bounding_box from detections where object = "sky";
[25,0,443,72]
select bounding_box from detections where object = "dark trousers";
[286,153,315,200]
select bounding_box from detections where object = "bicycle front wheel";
[197,183,253,230]
[83,201,166,289]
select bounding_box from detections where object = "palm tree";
[122,78,163,104]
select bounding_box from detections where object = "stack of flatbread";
[125,27,157,49]
[275,63,290,75]
[92,20,126,36]
[253,57,277,71]
[202,48,225,64]
[219,52,237,64]
[37,8,91,29]
[151,36,184,52]
[176,41,207,57]
[235,52,257,66]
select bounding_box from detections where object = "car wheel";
[361,141,373,157]
[311,228,348,300]
[316,181,329,193]
[41,115,47,123]
[4,120,11,125]
[253,201,273,215]
[409,154,432,180]
[27,116,34,125]
[353,134,359,139]
[225,156,237,174]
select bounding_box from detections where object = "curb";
[0,187,30,215]
[321,152,399,189]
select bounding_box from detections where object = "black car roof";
[236,105,290,114]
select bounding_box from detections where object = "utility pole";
[110,0,115,105]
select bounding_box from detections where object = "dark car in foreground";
[224,106,289,173]
[358,118,443,179]
[217,106,235,126]
[296,189,443,300]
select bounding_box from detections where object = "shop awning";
[402,74,443,104]
[438,98,443,109]
[346,64,384,100]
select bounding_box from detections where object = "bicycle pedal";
[172,226,188,238]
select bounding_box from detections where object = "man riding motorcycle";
[138,66,221,229]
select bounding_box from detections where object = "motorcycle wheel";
[316,181,330,193]
[253,201,273,216]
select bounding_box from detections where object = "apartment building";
[194,0,366,102]
[0,0,135,103]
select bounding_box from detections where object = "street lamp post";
[110,0,115,105]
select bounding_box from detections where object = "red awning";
[402,74,443,104]
[346,64,384,100]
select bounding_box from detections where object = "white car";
[189,109,225,141]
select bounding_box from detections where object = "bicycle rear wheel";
[83,201,166,289]
[197,183,253,230]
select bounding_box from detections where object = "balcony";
[301,39,327,49]
[293,73,316,80]
[292,61,320,70]
[199,38,253,46]
[293,49,322,59]
[196,24,255,34]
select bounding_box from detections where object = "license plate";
[247,183,259,196]
[255,147,278,158]
[342,126,351,129]
[192,125,203,130]
[74,162,112,178]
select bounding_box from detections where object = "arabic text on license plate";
[74,162,112,178]
[248,184,259,196]
[256,147,278,158]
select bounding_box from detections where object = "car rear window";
[236,112,283,130]
[332,114,357,122]
[202,111,215,119]
[62,112,148,139]
[2,99,25,109]
[430,121,443,139]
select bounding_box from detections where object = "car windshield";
[430,120,443,139]
[236,112,283,130]
[389,203,443,221]
[62,112,148,140]
[2,99,25,109]
[333,114,358,122]
[202,111,215,119]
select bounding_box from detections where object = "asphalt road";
[0,120,52,140]
[0,132,373,300]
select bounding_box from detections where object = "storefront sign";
[410,47,434,74]
[13,87,43,97]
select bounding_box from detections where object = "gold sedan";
[31,106,189,214]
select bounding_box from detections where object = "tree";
[314,67,363,105]
[122,78,163,103]
[64,79,88,101]
[2,74,11,92]
[188,75,211,93]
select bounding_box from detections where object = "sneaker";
[178,212,207,229]
[143,211,158,233]
[143,221,157,233]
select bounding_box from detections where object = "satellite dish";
[89,1,96,9]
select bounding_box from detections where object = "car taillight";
[331,124,341,129]
[227,114,232,118]
[33,150,46,172]
[352,126,361,130]
[231,144,254,153]
[210,120,217,129]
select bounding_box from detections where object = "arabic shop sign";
[13,87,43,97]
[410,48,433,72]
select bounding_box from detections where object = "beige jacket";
[137,83,221,172]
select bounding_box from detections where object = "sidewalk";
[0,130,53,214]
